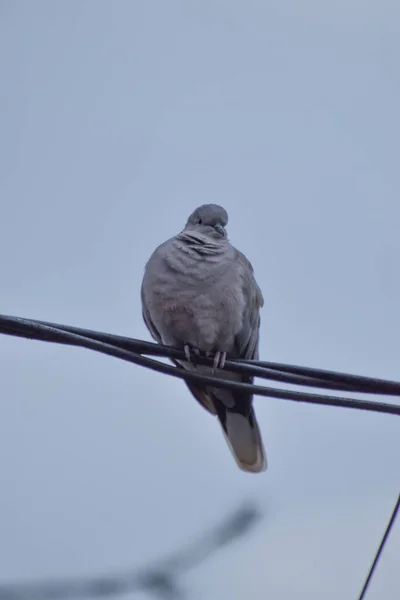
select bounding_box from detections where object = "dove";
[141,204,266,473]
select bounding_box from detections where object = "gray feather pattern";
[141,205,267,473]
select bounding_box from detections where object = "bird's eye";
[198,219,203,224]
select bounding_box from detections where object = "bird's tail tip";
[220,408,267,474]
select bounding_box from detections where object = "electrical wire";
[358,493,400,600]
[1,314,400,415]
[0,313,399,599]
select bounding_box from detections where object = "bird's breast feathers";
[143,245,246,351]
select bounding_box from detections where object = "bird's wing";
[233,249,264,363]
[141,275,217,415]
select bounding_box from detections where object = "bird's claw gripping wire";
[184,344,201,366]
[183,345,226,372]
[208,350,226,373]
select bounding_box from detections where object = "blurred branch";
[0,504,261,600]
[1,314,400,415]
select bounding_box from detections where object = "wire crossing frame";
[357,493,400,600]
[1,313,399,600]
[1,315,400,414]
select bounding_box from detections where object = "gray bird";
[141,204,266,473]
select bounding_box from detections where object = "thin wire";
[358,493,400,600]
[0,313,399,599]
[1,314,400,415]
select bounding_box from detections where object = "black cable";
[1,314,400,415]
[4,314,400,394]
[358,493,400,600]
[1,313,399,599]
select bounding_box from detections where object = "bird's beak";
[214,224,225,236]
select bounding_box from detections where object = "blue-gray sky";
[0,1,399,598]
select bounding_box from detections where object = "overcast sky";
[0,1,399,599]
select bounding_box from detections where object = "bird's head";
[184,204,228,240]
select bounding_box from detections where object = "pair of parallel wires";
[0,314,398,600]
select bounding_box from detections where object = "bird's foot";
[207,350,227,373]
[183,344,201,367]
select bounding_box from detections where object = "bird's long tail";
[214,401,267,473]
